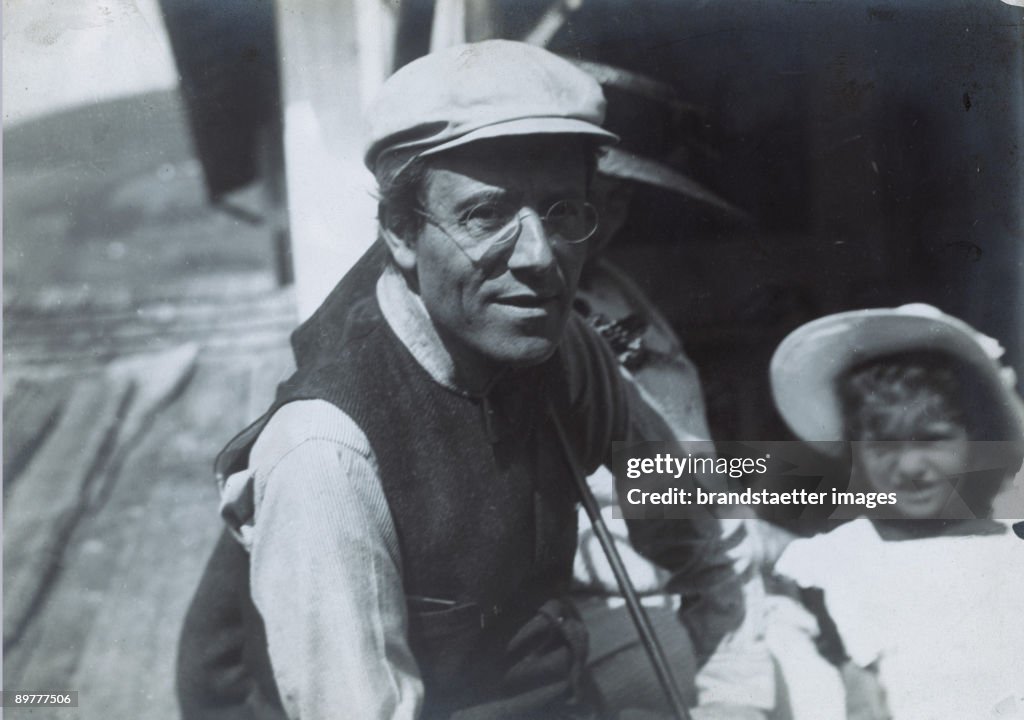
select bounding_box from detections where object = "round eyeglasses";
[414,199,599,264]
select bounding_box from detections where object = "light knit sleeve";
[248,400,422,720]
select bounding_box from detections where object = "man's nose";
[507,210,556,270]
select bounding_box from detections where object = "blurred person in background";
[566,61,775,720]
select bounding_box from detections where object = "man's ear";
[379,224,418,273]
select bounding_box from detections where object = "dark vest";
[277,295,587,714]
[180,279,594,719]
[281,295,581,609]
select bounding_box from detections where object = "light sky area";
[2,0,178,127]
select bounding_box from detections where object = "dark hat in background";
[572,59,746,218]
[364,40,616,174]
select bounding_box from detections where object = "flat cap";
[365,40,616,172]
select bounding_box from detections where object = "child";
[768,304,1024,720]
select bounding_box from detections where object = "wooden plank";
[3,374,132,646]
[3,291,296,366]
[68,362,252,720]
[69,483,224,720]
[3,379,66,487]
[85,344,200,509]
[4,361,251,719]
[3,345,201,681]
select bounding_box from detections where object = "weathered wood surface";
[4,291,297,368]
[4,374,134,646]
[3,290,295,720]
[2,378,67,487]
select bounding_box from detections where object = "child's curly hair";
[838,352,967,442]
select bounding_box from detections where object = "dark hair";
[838,349,1022,442]
[838,352,966,442]
[375,154,429,242]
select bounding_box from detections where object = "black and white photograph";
[3,1,1024,719]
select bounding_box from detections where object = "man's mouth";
[495,293,560,309]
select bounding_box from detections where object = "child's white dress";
[775,519,1024,719]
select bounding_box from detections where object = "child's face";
[853,405,970,519]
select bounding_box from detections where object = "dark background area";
[375,0,1024,441]
[151,0,1024,443]
[538,0,1024,441]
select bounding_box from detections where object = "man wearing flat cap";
[177,40,742,720]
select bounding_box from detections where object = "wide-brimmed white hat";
[771,303,1024,442]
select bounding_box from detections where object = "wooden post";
[275,0,397,319]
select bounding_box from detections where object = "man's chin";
[476,310,568,368]
[509,344,560,369]
[483,336,560,369]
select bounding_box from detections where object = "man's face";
[410,137,591,376]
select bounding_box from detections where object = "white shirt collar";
[376,263,470,395]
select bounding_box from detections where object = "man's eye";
[462,203,512,233]
[545,201,576,220]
